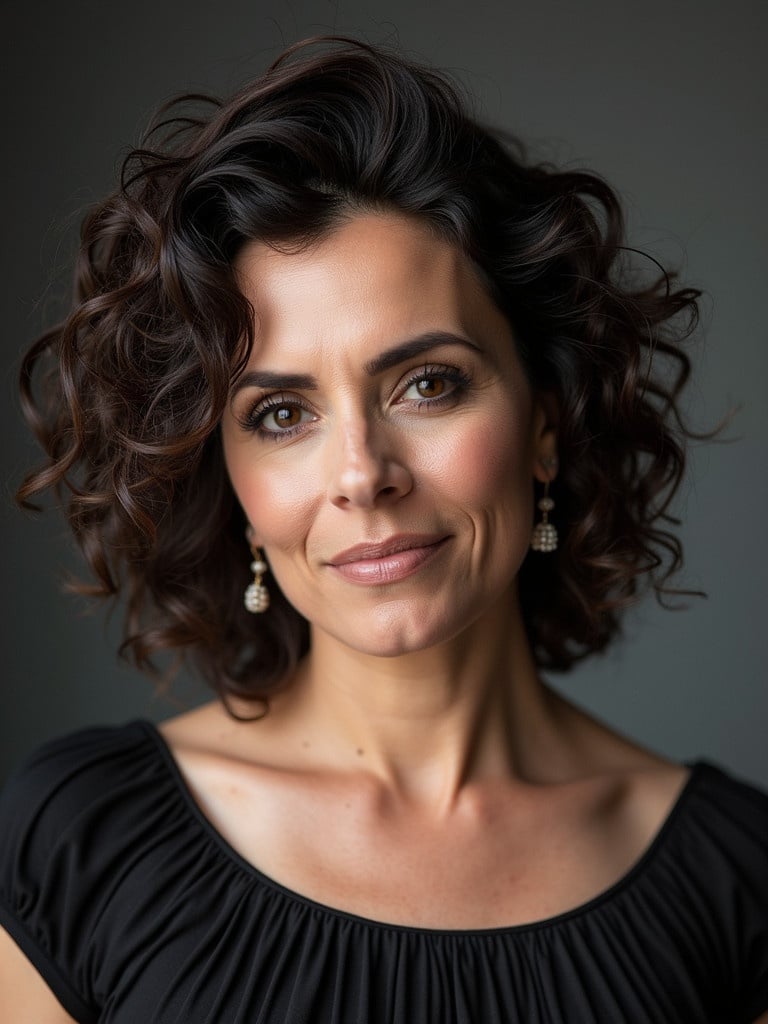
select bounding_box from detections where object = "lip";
[327,534,449,585]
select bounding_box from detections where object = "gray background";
[2,0,766,786]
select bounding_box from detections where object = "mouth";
[327,534,450,585]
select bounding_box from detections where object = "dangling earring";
[531,467,558,553]
[244,535,270,613]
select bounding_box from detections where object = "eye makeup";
[238,363,473,440]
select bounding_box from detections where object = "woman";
[1,34,766,1024]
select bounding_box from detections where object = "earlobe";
[245,523,264,548]
[533,453,558,484]
[532,392,559,484]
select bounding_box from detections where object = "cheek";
[432,413,532,509]
[225,448,317,551]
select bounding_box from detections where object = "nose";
[327,416,413,510]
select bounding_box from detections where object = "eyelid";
[239,392,314,433]
[396,363,470,397]
[237,361,471,437]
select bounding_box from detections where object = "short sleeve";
[739,793,768,1021]
[692,764,768,1021]
[0,726,147,1023]
[729,777,768,1021]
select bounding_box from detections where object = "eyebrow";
[230,331,481,397]
[364,332,481,375]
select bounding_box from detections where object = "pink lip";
[327,534,449,585]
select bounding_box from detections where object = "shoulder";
[692,757,768,813]
[617,756,768,924]
[679,759,768,873]
[551,691,768,869]
[1,718,157,791]
[0,721,164,1022]
[663,761,768,1018]
[0,721,160,850]
[0,720,167,909]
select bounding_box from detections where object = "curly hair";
[17,34,710,707]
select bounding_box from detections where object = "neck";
[285,588,565,812]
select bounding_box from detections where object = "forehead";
[233,212,510,352]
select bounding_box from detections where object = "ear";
[531,390,559,484]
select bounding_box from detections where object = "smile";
[327,534,449,585]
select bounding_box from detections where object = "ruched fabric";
[0,721,766,1023]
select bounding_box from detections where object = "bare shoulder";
[547,685,687,772]
[158,700,246,752]
[155,698,314,820]
[157,701,273,791]
[157,697,298,769]
[545,687,692,844]
[0,927,77,1024]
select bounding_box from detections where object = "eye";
[243,396,316,438]
[262,404,307,430]
[406,377,447,399]
[399,365,470,407]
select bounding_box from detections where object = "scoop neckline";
[135,717,706,938]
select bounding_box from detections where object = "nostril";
[327,443,414,508]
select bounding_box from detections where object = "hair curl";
[18,35,712,707]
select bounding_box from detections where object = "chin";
[326,603,471,659]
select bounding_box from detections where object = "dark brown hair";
[18,35,711,706]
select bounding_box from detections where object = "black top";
[0,721,767,1024]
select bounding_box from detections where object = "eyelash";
[401,364,471,410]
[241,364,472,440]
[241,393,307,441]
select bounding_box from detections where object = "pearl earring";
[244,538,270,613]
[531,460,558,553]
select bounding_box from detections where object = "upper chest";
[168,749,688,929]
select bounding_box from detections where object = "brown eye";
[252,401,314,435]
[271,405,303,428]
[401,368,468,407]
[415,377,445,398]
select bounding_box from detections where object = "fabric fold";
[1,722,766,1023]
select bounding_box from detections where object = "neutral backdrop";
[2,0,766,786]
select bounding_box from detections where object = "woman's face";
[221,211,556,657]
